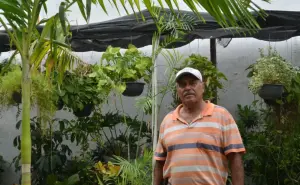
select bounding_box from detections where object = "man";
[154,67,245,185]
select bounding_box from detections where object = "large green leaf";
[0,0,27,18]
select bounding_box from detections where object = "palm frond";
[111,150,153,185]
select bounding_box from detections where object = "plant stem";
[21,40,32,185]
[151,34,160,185]
[136,112,145,158]
[119,94,130,161]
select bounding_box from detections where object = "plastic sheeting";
[1,8,300,52]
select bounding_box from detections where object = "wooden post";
[210,38,217,103]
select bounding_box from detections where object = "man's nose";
[184,83,193,90]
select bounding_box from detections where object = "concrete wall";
[1,0,300,184]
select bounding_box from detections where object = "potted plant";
[172,54,227,106]
[58,63,105,117]
[246,47,298,104]
[92,44,152,97]
[0,65,58,119]
[0,63,22,105]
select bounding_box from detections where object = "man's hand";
[227,152,244,185]
[154,160,165,185]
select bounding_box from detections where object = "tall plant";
[0,1,103,184]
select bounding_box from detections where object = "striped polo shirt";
[154,101,245,185]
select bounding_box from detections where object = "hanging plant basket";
[258,84,287,105]
[12,91,22,104]
[56,98,64,110]
[122,82,145,97]
[73,104,94,117]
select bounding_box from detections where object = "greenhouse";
[0,0,300,185]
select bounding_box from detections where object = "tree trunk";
[21,52,32,185]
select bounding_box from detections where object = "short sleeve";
[154,122,167,161]
[222,110,246,155]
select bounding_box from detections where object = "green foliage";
[62,111,151,161]
[286,73,300,112]
[0,65,22,107]
[46,174,80,185]
[0,58,18,76]
[110,149,153,185]
[32,72,59,120]
[13,117,73,185]
[244,130,300,185]
[235,103,261,147]
[0,66,58,120]
[90,44,152,94]
[247,47,298,94]
[236,103,300,185]
[237,103,259,129]
[58,63,106,112]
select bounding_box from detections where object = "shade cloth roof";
[1,8,300,53]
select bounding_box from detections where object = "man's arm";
[221,109,246,185]
[227,153,244,185]
[154,160,165,185]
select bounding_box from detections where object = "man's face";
[176,74,204,104]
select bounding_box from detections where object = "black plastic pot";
[12,91,22,104]
[258,84,285,99]
[122,82,145,97]
[56,98,64,110]
[258,84,287,105]
[73,104,94,117]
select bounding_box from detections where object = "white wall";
[1,0,300,184]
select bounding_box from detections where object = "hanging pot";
[258,84,287,105]
[122,82,145,97]
[73,103,94,117]
[12,91,22,104]
[258,84,285,100]
[56,98,64,110]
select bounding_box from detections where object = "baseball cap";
[175,67,203,82]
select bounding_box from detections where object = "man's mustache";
[183,91,195,96]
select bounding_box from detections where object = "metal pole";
[210,38,217,104]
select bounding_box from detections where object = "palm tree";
[0,1,268,185]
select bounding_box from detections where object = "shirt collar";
[172,100,215,121]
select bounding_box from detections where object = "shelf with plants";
[90,44,152,97]
[57,63,107,117]
[247,47,299,105]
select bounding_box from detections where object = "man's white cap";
[175,67,203,82]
